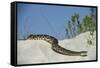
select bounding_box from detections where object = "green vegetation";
[65,13,81,38]
[65,8,96,46]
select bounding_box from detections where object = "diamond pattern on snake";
[27,34,87,57]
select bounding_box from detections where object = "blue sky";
[17,3,93,40]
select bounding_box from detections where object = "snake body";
[27,34,87,57]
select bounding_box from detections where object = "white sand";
[17,31,96,65]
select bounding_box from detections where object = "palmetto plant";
[68,20,73,38]
[75,13,82,34]
[66,13,81,38]
[71,15,76,36]
[65,8,96,43]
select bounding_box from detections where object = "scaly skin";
[27,34,87,57]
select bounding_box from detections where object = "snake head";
[80,51,87,57]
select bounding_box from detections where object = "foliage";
[65,13,81,38]
[65,8,96,46]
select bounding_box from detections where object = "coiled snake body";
[27,34,87,57]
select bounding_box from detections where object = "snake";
[27,34,87,57]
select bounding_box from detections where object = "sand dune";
[17,31,96,65]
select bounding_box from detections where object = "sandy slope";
[17,31,96,64]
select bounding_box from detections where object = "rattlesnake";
[27,34,87,57]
